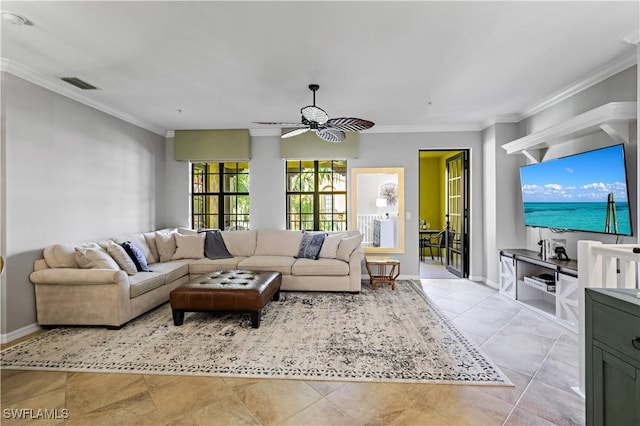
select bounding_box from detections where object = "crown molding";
[481,114,522,130]
[520,50,638,120]
[0,58,167,136]
[248,124,483,137]
[364,123,482,133]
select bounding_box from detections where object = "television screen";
[519,144,632,236]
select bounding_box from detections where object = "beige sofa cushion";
[238,256,295,275]
[221,230,257,257]
[292,258,349,276]
[155,231,177,262]
[129,272,166,298]
[148,259,190,283]
[172,233,205,260]
[255,230,303,257]
[44,242,101,268]
[336,234,364,262]
[189,257,246,276]
[74,247,120,271]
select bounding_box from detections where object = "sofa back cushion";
[44,242,101,268]
[336,234,364,262]
[221,230,257,257]
[75,247,120,270]
[255,230,303,257]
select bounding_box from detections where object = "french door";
[445,151,469,278]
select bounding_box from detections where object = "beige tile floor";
[1,278,585,425]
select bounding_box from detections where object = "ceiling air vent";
[60,77,99,90]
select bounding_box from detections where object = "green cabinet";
[586,288,640,426]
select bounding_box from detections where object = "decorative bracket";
[501,102,637,156]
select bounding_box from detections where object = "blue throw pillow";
[121,241,151,272]
[297,232,326,260]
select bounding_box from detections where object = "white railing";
[357,214,380,246]
[576,240,640,396]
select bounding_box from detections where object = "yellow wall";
[419,157,444,230]
[419,151,463,231]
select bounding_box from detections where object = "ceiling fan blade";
[253,121,304,126]
[301,105,329,125]
[325,117,375,132]
[316,128,346,143]
[281,128,311,139]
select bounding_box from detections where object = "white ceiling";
[1,1,638,136]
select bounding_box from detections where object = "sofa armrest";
[34,259,49,271]
[348,247,364,291]
[30,268,128,286]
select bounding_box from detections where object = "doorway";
[418,150,470,279]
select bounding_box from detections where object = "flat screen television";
[519,144,632,236]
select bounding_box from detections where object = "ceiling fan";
[254,84,375,143]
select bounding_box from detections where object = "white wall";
[0,73,167,337]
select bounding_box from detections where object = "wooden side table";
[365,255,400,290]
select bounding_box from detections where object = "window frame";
[191,162,249,230]
[285,160,347,231]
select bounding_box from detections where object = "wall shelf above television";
[502,101,637,162]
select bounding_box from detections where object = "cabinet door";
[556,272,579,332]
[589,347,640,426]
[499,255,516,299]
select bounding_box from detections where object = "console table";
[500,248,579,332]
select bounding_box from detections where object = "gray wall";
[0,73,168,336]
[163,131,484,279]
[482,123,527,287]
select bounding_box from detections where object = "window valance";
[174,129,251,161]
[280,130,359,159]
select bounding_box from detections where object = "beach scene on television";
[520,145,632,236]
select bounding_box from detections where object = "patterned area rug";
[1,280,511,385]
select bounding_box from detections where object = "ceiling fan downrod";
[309,84,319,106]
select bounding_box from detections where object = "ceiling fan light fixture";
[1,10,29,26]
[254,83,374,143]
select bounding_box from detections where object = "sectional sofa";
[29,228,364,328]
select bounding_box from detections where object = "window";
[192,162,249,230]
[286,160,347,231]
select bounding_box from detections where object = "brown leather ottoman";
[169,270,281,328]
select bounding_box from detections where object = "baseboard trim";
[483,278,499,290]
[399,274,420,280]
[1,322,41,344]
